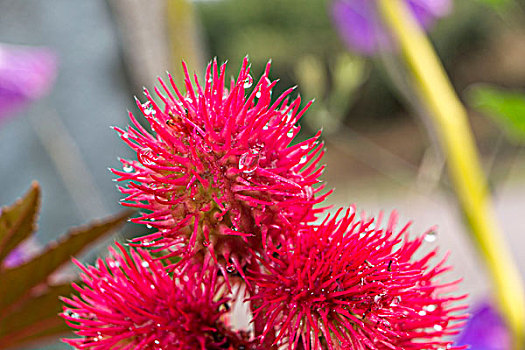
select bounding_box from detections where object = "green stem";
[377,0,525,348]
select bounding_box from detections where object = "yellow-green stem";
[378,0,524,348]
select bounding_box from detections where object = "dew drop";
[146,224,152,229]
[142,101,156,116]
[299,156,307,165]
[255,90,262,98]
[302,186,313,200]
[424,304,437,312]
[226,263,235,272]
[65,309,80,319]
[123,164,134,173]
[390,296,401,307]
[243,75,253,89]
[238,149,260,174]
[108,261,121,268]
[434,324,443,332]
[418,310,427,316]
[300,144,309,150]
[122,132,129,139]
[287,129,294,138]
[139,148,158,166]
[141,261,150,268]
[424,230,437,242]
[262,123,269,130]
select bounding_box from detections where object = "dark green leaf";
[0,182,40,264]
[0,209,133,311]
[467,84,525,144]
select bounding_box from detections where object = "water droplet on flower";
[65,309,80,319]
[390,296,401,307]
[142,101,156,116]
[239,149,260,174]
[418,310,427,316]
[226,263,235,272]
[299,156,307,165]
[243,75,253,88]
[434,324,443,332]
[424,230,437,242]
[150,284,155,290]
[139,148,158,166]
[302,186,313,200]
[262,123,269,130]
[123,164,134,173]
[108,260,121,268]
[141,261,149,268]
[122,132,129,139]
[300,144,309,150]
[146,224,152,229]
[374,295,382,304]
[287,129,294,138]
[424,304,437,312]
[255,89,262,98]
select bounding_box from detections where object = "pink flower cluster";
[62,59,466,349]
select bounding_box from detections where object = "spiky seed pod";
[249,208,467,350]
[61,244,251,350]
[112,58,329,274]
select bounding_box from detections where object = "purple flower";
[0,43,57,122]
[455,301,511,350]
[331,0,452,55]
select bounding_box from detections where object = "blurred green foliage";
[197,0,343,87]
[195,0,511,131]
[468,85,525,144]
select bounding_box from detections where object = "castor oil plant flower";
[250,207,467,349]
[112,58,328,274]
[61,243,252,350]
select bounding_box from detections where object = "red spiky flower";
[249,208,467,350]
[61,244,252,350]
[112,58,329,273]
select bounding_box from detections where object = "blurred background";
[1,0,525,348]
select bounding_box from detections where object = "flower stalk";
[377,0,525,347]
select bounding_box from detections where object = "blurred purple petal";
[455,301,511,350]
[0,43,57,121]
[2,237,40,269]
[408,0,452,27]
[331,0,452,55]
